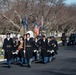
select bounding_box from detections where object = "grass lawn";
[56,37,61,42]
[0,56,4,59]
[0,47,2,52]
[0,47,4,59]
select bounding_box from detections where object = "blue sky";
[65,0,76,5]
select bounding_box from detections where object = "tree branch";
[2,14,21,29]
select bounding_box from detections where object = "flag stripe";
[34,21,39,36]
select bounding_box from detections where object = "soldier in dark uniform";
[2,33,14,68]
[47,36,53,62]
[69,33,75,45]
[25,33,34,68]
[50,36,58,59]
[11,37,16,64]
[41,35,48,64]
[33,37,40,61]
[18,36,24,66]
[12,38,19,63]
[61,33,66,46]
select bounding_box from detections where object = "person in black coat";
[2,33,14,68]
[25,33,34,68]
[41,35,48,64]
[33,37,40,61]
[53,37,58,55]
[47,36,53,62]
[50,36,58,59]
[69,33,75,45]
[18,36,24,66]
[12,38,20,63]
[61,33,66,46]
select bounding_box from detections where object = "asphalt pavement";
[0,44,76,75]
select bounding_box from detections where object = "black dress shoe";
[44,63,46,64]
[20,64,23,67]
[27,65,31,68]
[7,65,11,68]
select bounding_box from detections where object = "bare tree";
[0,0,76,36]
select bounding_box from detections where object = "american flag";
[34,21,39,36]
[22,16,28,30]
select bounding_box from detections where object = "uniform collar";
[27,38,30,41]
[7,38,10,41]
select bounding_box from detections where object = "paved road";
[0,45,76,75]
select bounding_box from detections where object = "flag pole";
[40,15,44,36]
[24,25,26,57]
[22,16,28,57]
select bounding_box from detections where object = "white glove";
[50,51,52,53]
[37,51,38,53]
[12,52,15,54]
[47,50,50,52]
[34,50,37,52]
[2,49,4,52]
[14,50,18,54]
[23,50,26,53]
[52,50,54,52]
[2,49,4,55]
[2,49,4,53]
[15,51,18,54]
[54,45,56,47]
[16,50,18,53]
[50,50,54,53]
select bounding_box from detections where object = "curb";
[0,59,6,62]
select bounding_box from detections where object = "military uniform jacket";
[47,40,52,50]
[2,38,13,60]
[33,39,41,50]
[61,36,66,42]
[13,41,20,51]
[70,34,75,41]
[25,38,34,59]
[18,41,24,58]
[41,39,48,57]
[50,40,58,54]
[12,41,20,58]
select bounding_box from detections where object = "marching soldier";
[41,35,48,64]
[11,37,16,64]
[18,36,24,66]
[2,33,14,68]
[53,37,58,55]
[47,36,53,62]
[33,37,40,61]
[61,33,66,46]
[69,33,75,45]
[50,36,58,59]
[25,33,34,68]
[13,38,19,63]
